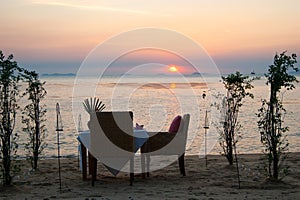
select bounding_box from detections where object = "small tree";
[219,72,255,165]
[22,70,47,170]
[0,51,22,185]
[257,51,298,181]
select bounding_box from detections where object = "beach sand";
[1,153,300,199]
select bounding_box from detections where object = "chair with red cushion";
[140,114,190,177]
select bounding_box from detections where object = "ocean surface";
[15,75,300,158]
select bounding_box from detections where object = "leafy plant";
[22,70,47,170]
[219,71,256,165]
[83,97,105,114]
[215,71,257,189]
[0,51,22,185]
[83,97,105,130]
[257,51,298,180]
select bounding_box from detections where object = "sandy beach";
[1,153,300,199]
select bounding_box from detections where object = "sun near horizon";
[168,65,179,73]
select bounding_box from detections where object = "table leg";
[146,154,150,177]
[91,155,97,186]
[130,156,134,186]
[141,153,145,178]
[88,152,93,175]
[80,143,87,181]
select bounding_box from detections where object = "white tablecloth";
[77,129,149,153]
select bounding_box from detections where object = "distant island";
[41,73,76,77]
[190,72,201,76]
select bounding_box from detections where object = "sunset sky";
[1,0,300,75]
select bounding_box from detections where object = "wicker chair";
[140,114,190,177]
[88,111,135,186]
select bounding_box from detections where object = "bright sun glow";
[168,65,178,72]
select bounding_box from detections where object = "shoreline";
[13,151,300,160]
[1,153,300,199]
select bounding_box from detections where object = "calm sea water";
[15,75,300,158]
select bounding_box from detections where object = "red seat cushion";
[168,115,182,133]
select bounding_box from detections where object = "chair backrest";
[178,114,190,142]
[89,111,134,158]
[172,113,190,154]
[146,113,190,155]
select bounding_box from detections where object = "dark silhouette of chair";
[88,111,135,186]
[140,114,190,177]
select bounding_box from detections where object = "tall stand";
[77,114,82,168]
[203,110,209,168]
[56,103,63,191]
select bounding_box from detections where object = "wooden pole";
[203,110,209,169]
[56,103,63,191]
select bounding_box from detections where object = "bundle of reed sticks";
[83,97,105,114]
